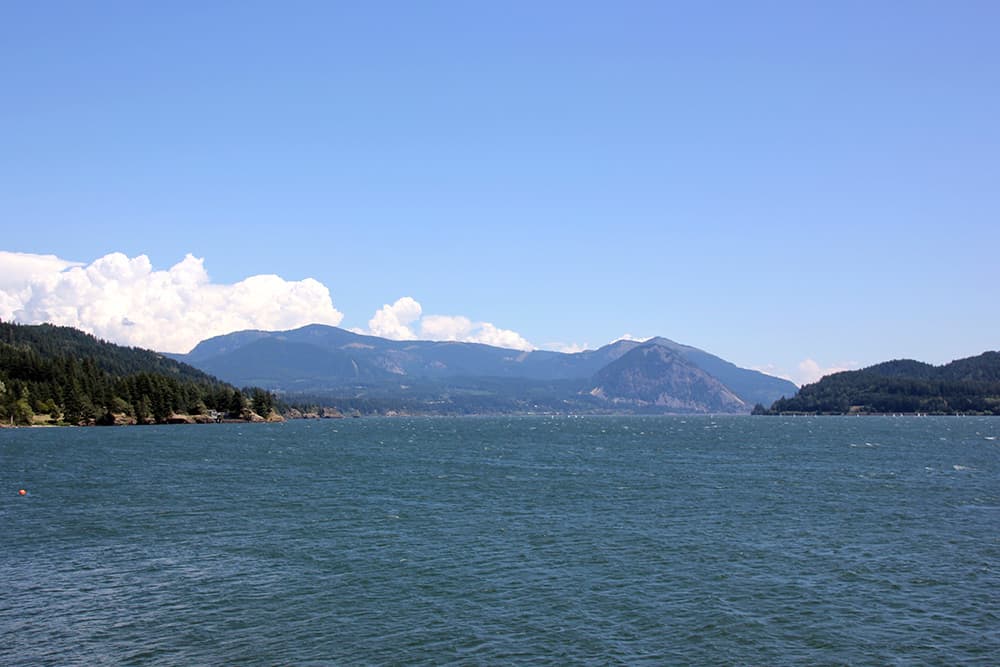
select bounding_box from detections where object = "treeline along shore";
[0,320,280,426]
[753,353,1000,416]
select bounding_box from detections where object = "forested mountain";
[0,321,275,425]
[174,324,798,414]
[2,322,219,382]
[758,352,1000,415]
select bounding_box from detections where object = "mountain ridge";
[589,342,748,413]
[172,324,797,414]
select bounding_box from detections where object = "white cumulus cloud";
[422,316,533,350]
[755,358,860,386]
[418,314,476,341]
[0,251,84,291]
[367,297,422,340]
[0,251,344,353]
[361,297,534,350]
[795,358,859,385]
[540,341,590,354]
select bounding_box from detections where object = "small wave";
[952,465,973,471]
[960,504,1000,512]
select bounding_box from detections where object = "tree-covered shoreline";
[0,321,276,426]
[754,352,1000,416]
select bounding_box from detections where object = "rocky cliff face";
[589,341,747,413]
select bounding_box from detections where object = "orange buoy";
[18,489,26,496]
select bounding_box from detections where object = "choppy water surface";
[2,416,998,665]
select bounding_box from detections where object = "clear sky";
[2,1,998,384]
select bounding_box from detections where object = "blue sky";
[2,1,998,383]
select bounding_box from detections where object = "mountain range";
[171,324,797,414]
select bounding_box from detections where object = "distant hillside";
[190,336,395,389]
[759,352,1000,415]
[173,324,798,414]
[589,342,747,413]
[638,337,795,407]
[0,321,275,425]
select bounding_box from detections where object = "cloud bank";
[540,341,589,354]
[1,252,535,354]
[615,333,653,343]
[362,297,534,351]
[0,251,344,353]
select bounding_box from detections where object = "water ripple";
[2,416,998,665]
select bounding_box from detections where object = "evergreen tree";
[0,320,280,425]
[250,387,274,418]
[228,389,248,418]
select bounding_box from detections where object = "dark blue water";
[2,416,998,665]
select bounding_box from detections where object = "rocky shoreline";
[4,409,306,428]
